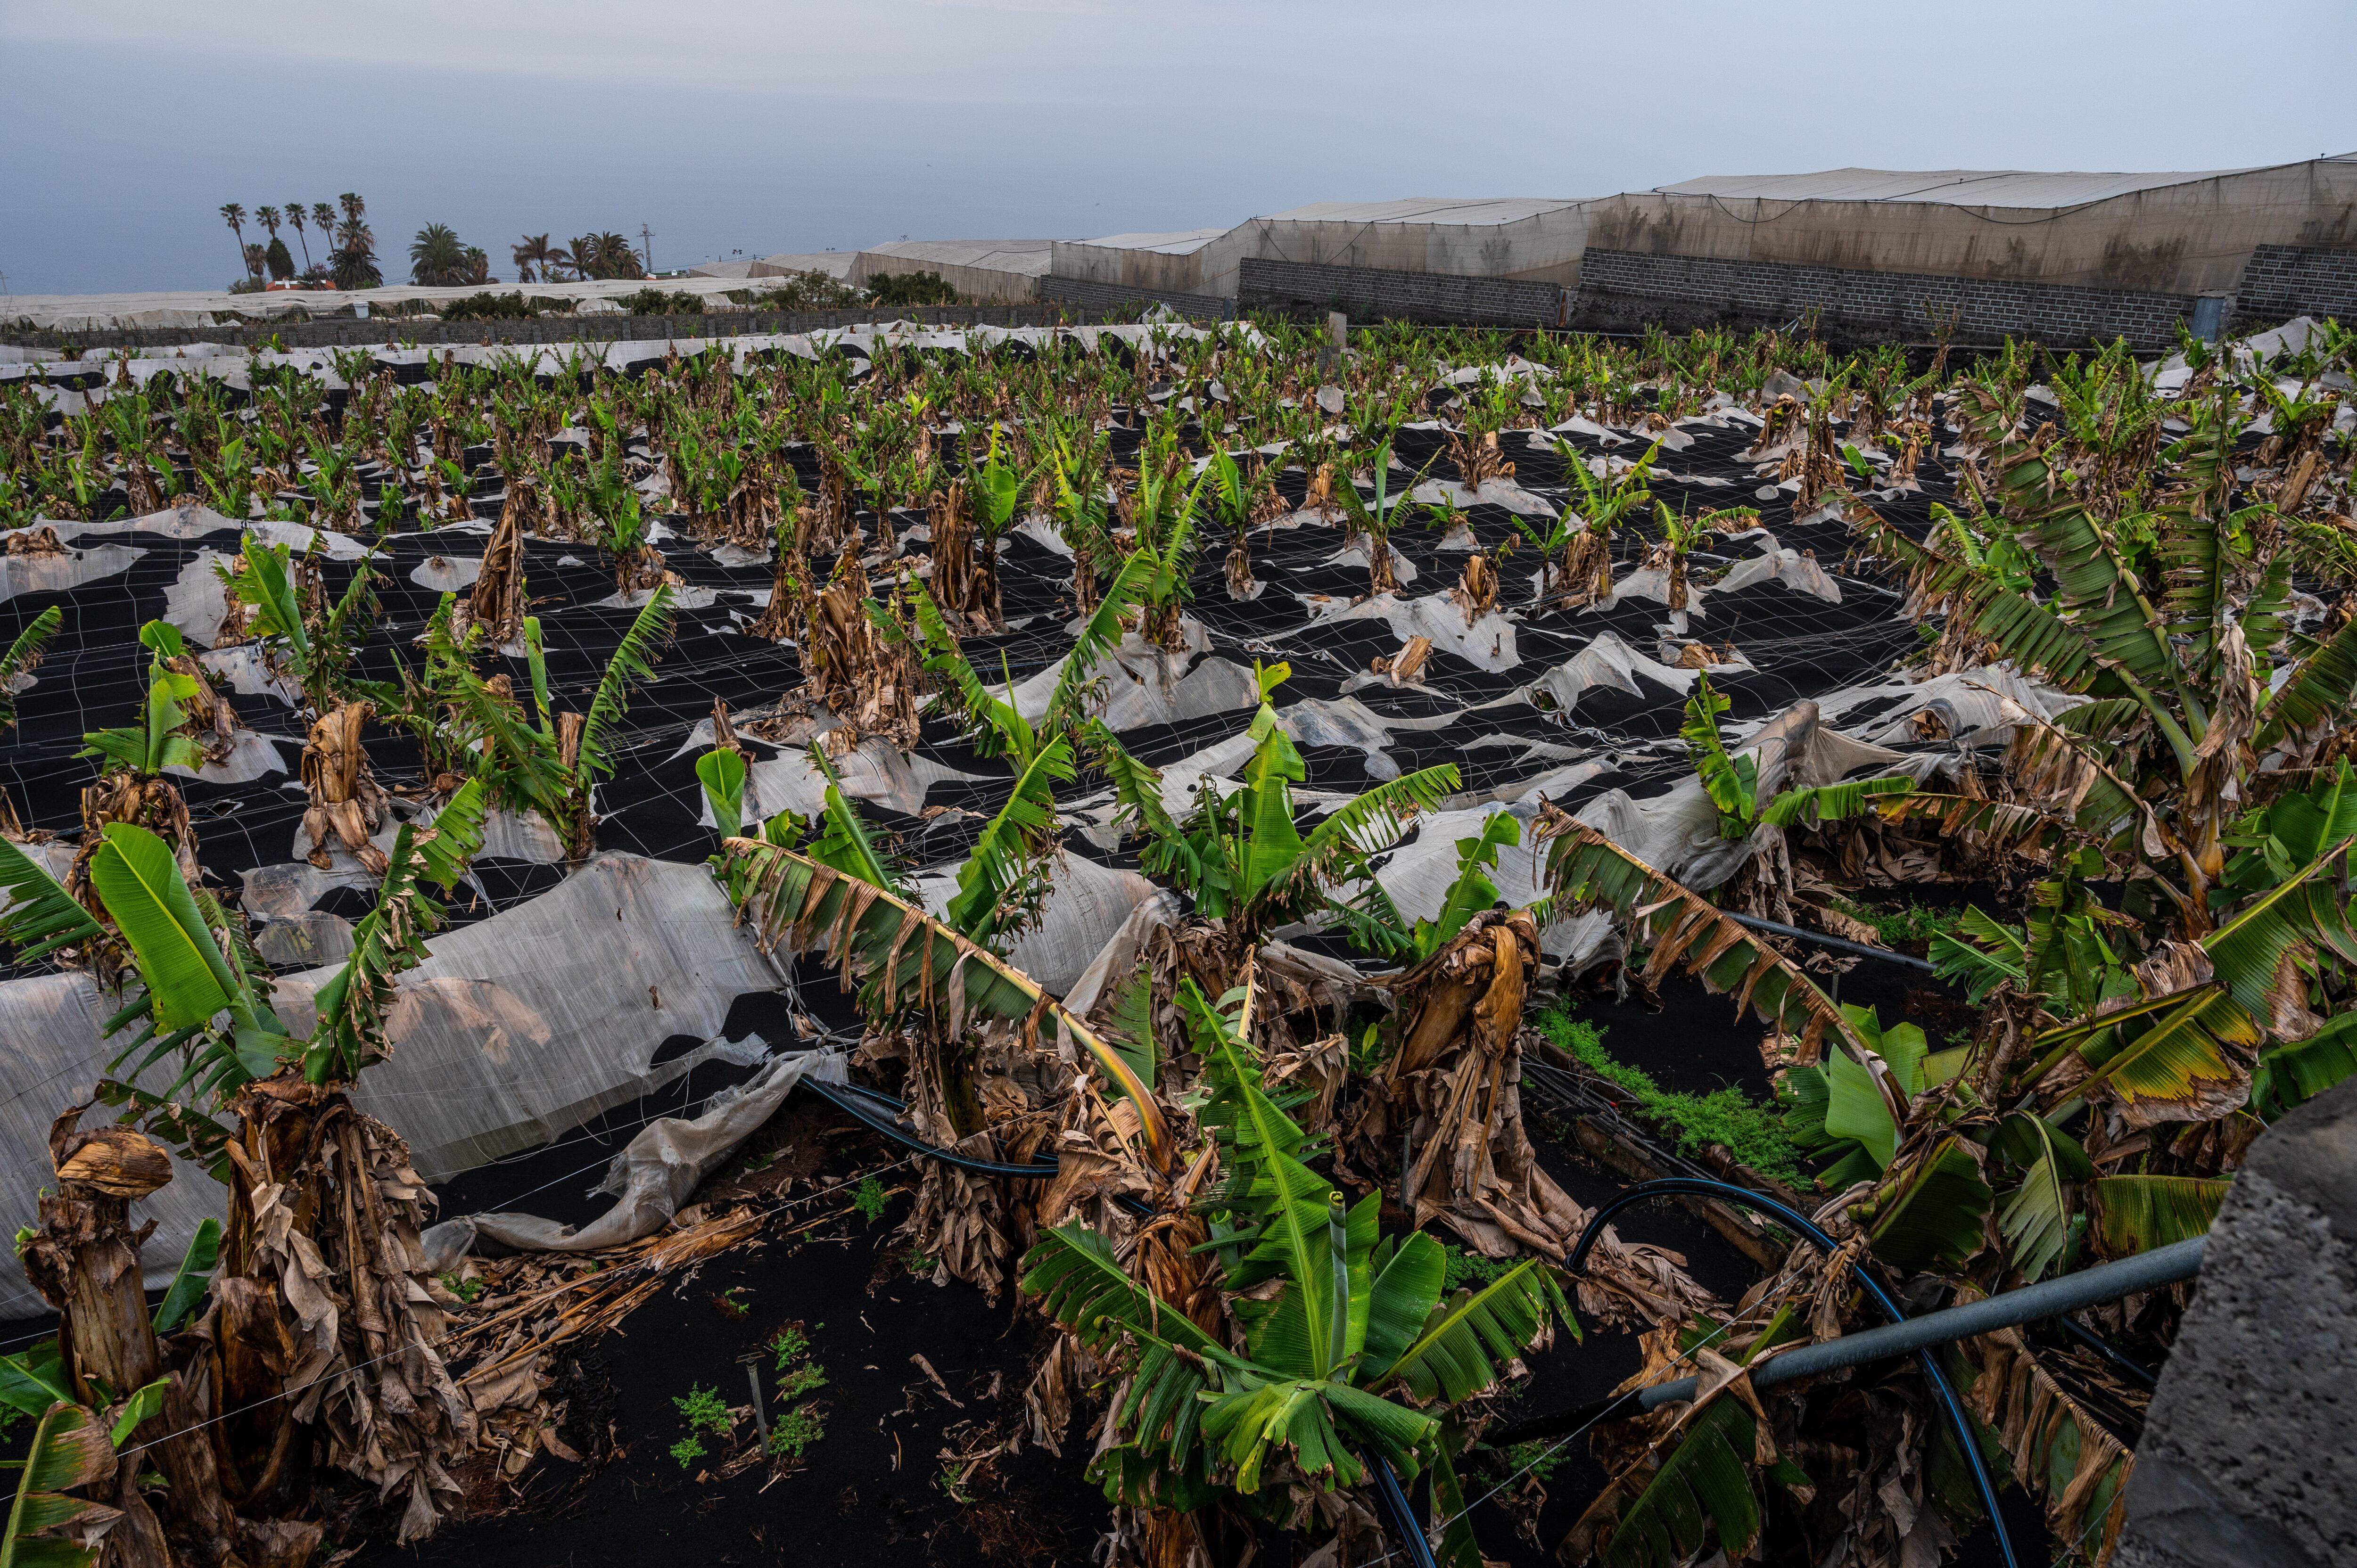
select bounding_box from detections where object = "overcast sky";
[3,0,2353,296]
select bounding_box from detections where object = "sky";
[2,0,2353,297]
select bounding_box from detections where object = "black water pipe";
[800,1075,1156,1216]
[1552,1179,2020,1568]
[1717,910,1939,972]
[1365,1453,1438,1568]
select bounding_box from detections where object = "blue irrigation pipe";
[1561,1178,2020,1568]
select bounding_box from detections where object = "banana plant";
[721,835,1169,1166]
[221,536,380,714]
[1103,665,1459,958]
[1681,674,1915,838]
[76,622,205,777]
[1547,436,1661,605]
[1021,979,1561,1546]
[0,607,62,733]
[1330,810,1521,965]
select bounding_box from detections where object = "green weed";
[1533,1008,1801,1184]
[672,1383,732,1437]
[1440,1244,1517,1294]
[767,1404,826,1460]
[669,1436,707,1469]
[851,1175,891,1225]
[1824,895,1961,947]
[437,1272,484,1304]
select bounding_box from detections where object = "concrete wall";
[2234,244,2357,327]
[1228,204,1588,296]
[1572,248,2207,347]
[1050,237,1222,299]
[1037,274,1236,320]
[1581,158,2357,296]
[2112,1075,2357,1568]
[1236,258,1566,326]
[849,241,1051,303]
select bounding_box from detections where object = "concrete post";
[2110,1075,2357,1568]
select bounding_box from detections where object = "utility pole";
[639,224,655,276]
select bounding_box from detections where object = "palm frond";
[1295,764,1459,878]
[574,582,675,784]
[1537,806,1865,1064]
[1379,1257,1563,1404]
[2251,1012,2357,1120]
[1758,773,1915,829]
[2260,611,2357,749]
[1044,552,1156,739]
[302,780,485,1081]
[943,736,1072,950]
[0,1400,120,1568]
[0,838,103,964]
[2091,1174,2227,1257]
[909,579,1032,761]
[725,837,1170,1166]
[0,607,63,731]
[804,746,908,897]
[1569,1397,1761,1568]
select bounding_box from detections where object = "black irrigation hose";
[1560,1179,2020,1568]
[800,1077,1156,1216]
[2053,1314,2160,1391]
[1365,1452,1439,1568]
[1718,911,1939,973]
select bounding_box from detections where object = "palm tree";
[285,201,312,270]
[511,233,556,283]
[218,202,247,272]
[255,204,280,244]
[573,231,645,281]
[331,194,380,289]
[313,200,337,239]
[463,246,493,286]
[408,222,470,286]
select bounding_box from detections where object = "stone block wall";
[2233,244,2357,328]
[1572,249,2206,348]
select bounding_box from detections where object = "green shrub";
[851,1174,891,1224]
[867,271,959,307]
[441,291,539,322]
[617,287,705,316]
[1532,1007,1801,1184]
[742,270,864,312]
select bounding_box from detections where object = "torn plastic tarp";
[421,1047,844,1265]
[264,853,791,1179]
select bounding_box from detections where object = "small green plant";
[851,1174,891,1225]
[935,1461,972,1504]
[438,1271,484,1304]
[767,1404,826,1460]
[673,1383,733,1437]
[1824,895,1962,947]
[904,1248,938,1278]
[1347,1019,1391,1075]
[1440,1243,1517,1294]
[1500,1438,1573,1486]
[1533,1008,1801,1183]
[772,1325,828,1402]
[669,1436,707,1469]
[712,1286,751,1319]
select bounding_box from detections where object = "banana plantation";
[0,306,2351,1568]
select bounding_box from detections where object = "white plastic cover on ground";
[0,545,146,606]
[1811,663,2087,747]
[911,850,1164,998]
[420,1049,845,1266]
[0,971,237,1319]
[248,853,791,1180]
[1004,636,1263,731]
